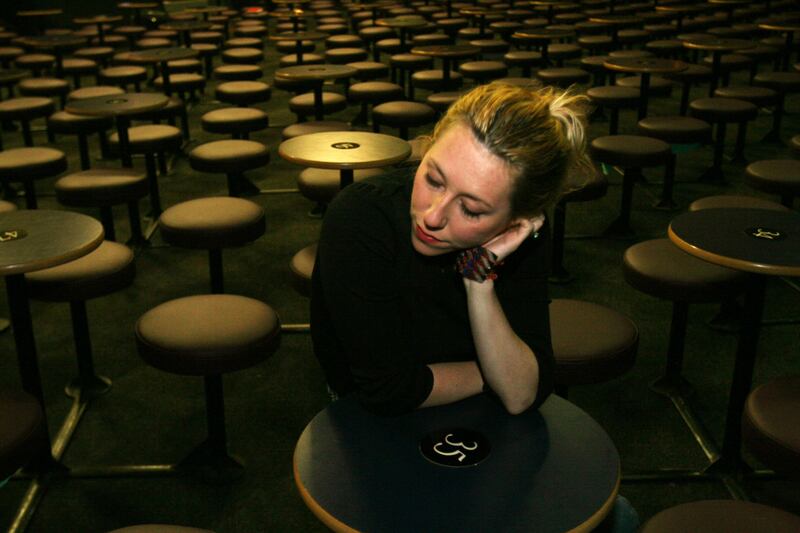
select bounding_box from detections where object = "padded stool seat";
[221,47,263,64]
[154,73,205,95]
[189,139,270,196]
[136,294,280,376]
[745,159,800,208]
[373,100,436,139]
[110,124,183,155]
[550,299,638,396]
[0,390,45,480]
[213,64,262,81]
[349,81,404,123]
[640,500,800,532]
[0,200,17,213]
[290,243,317,297]
[325,47,368,64]
[347,61,390,81]
[503,50,543,77]
[18,78,70,106]
[458,60,508,83]
[298,167,384,203]
[742,375,800,478]
[201,107,269,138]
[690,97,758,181]
[68,86,125,101]
[616,75,673,97]
[215,80,271,105]
[279,53,325,67]
[48,111,113,170]
[0,96,55,149]
[99,66,147,90]
[426,91,463,113]
[289,92,347,118]
[411,69,464,92]
[0,147,67,209]
[689,194,790,212]
[586,86,639,135]
[160,196,265,250]
[535,67,590,88]
[281,120,351,140]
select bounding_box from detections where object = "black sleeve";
[311,182,434,416]
[494,224,555,410]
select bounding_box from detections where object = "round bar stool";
[753,71,800,143]
[215,80,271,107]
[298,167,384,217]
[346,61,390,82]
[688,195,790,212]
[159,197,265,294]
[281,120,352,140]
[213,64,263,81]
[689,97,758,183]
[549,299,638,398]
[201,107,269,140]
[99,66,147,91]
[636,115,713,209]
[0,96,55,149]
[154,73,205,102]
[458,60,508,85]
[289,91,347,122]
[586,86,640,135]
[503,50,543,77]
[55,168,149,243]
[640,501,800,532]
[290,242,316,297]
[47,110,114,171]
[348,81,404,125]
[742,375,800,478]
[744,159,800,209]
[535,67,591,88]
[0,390,45,480]
[390,53,433,98]
[0,146,67,209]
[18,77,70,109]
[189,139,270,197]
[135,294,280,470]
[664,63,713,116]
[622,239,747,398]
[372,101,436,139]
[713,85,778,164]
[589,135,671,236]
[109,124,183,217]
[26,241,135,399]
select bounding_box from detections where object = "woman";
[311,81,591,417]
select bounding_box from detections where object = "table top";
[294,393,620,533]
[65,92,168,117]
[376,15,428,28]
[587,14,642,26]
[758,17,800,32]
[117,2,159,9]
[159,20,213,32]
[127,46,199,63]
[603,57,688,74]
[17,9,63,17]
[411,44,480,58]
[512,27,575,40]
[668,208,800,277]
[275,64,357,81]
[269,31,328,42]
[18,34,87,50]
[682,37,755,52]
[279,131,411,170]
[0,69,30,83]
[74,15,123,25]
[0,210,103,276]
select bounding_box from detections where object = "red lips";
[415,224,442,245]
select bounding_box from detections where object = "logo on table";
[0,229,27,242]
[419,428,490,467]
[331,142,360,150]
[746,227,785,241]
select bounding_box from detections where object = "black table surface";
[294,393,620,533]
[127,46,199,63]
[668,208,800,276]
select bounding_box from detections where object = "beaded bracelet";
[455,246,501,283]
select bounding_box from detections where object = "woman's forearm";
[464,279,540,414]
[421,361,484,408]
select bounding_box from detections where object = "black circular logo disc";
[0,229,27,243]
[419,428,490,468]
[745,227,786,241]
[331,142,360,150]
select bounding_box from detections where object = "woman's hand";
[483,214,545,262]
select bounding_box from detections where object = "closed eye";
[425,173,443,189]
[460,203,482,219]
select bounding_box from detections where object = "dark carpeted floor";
[1,9,800,533]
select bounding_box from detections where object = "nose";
[423,193,447,230]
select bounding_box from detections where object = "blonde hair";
[430,81,593,217]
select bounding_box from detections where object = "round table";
[603,57,687,119]
[0,209,104,466]
[17,34,87,78]
[410,44,480,86]
[654,4,708,32]
[73,15,123,46]
[758,16,800,71]
[681,37,755,95]
[376,15,428,52]
[126,46,200,96]
[66,92,168,167]
[269,31,328,65]
[295,393,620,533]
[668,208,800,470]
[159,20,213,47]
[512,28,575,66]
[117,2,159,25]
[279,131,410,188]
[275,64,356,120]
[459,7,502,39]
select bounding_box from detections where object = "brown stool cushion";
[348,81,404,103]
[26,241,135,302]
[110,125,183,154]
[640,500,800,533]
[347,61,390,81]
[281,120,351,140]
[298,167,384,203]
[221,47,263,64]
[411,69,464,90]
[215,80,271,105]
[742,375,800,478]
[550,299,638,386]
[68,86,125,101]
[689,97,758,122]
[289,92,347,115]
[586,86,640,108]
[213,64,262,81]
[100,66,147,84]
[48,111,113,134]
[18,78,70,97]
[790,134,800,157]
[458,60,508,80]
[425,91,463,112]
[745,159,800,197]
[325,47,368,64]
[590,135,671,168]
[689,195,790,212]
[290,243,317,297]
[714,86,777,108]
[189,139,270,174]
[201,107,270,135]
[0,390,44,481]
[154,73,205,91]
[278,53,325,67]
[159,197,265,249]
[623,238,746,302]
[0,200,17,213]
[0,147,67,180]
[0,97,55,120]
[535,67,591,87]
[373,101,436,127]
[135,294,281,376]
[636,116,712,144]
[616,75,673,96]
[55,168,148,207]
[108,525,214,533]
[753,71,800,93]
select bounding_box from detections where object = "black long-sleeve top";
[310,166,555,416]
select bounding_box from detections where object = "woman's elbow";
[501,389,537,415]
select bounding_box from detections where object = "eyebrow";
[428,158,494,209]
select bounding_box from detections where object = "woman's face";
[410,122,515,257]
